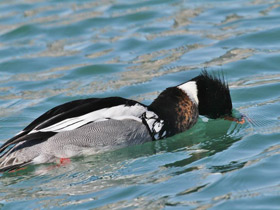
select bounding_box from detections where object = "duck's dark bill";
[224,115,245,124]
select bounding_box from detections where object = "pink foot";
[8,167,27,173]
[59,158,71,165]
[45,158,71,171]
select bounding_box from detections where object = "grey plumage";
[0,119,152,171]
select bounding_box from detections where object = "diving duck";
[0,70,243,172]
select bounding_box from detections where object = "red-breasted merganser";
[0,70,244,172]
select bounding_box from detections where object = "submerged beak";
[224,114,246,124]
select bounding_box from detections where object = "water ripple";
[0,0,280,209]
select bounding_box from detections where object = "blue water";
[0,0,280,209]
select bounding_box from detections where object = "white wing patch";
[142,111,165,139]
[28,103,165,140]
[30,104,148,133]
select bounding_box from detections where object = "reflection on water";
[0,119,243,209]
[0,0,280,209]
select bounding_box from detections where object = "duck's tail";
[0,158,31,172]
[0,142,39,173]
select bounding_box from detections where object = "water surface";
[0,0,280,209]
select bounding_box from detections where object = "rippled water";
[0,0,280,209]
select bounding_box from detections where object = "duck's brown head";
[149,70,242,138]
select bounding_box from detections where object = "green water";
[0,0,280,209]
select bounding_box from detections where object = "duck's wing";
[0,97,147,154]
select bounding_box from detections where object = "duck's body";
[0,71,235,172]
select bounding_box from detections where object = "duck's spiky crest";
[191,70,232,118]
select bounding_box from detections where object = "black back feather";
[0,97,143,154]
